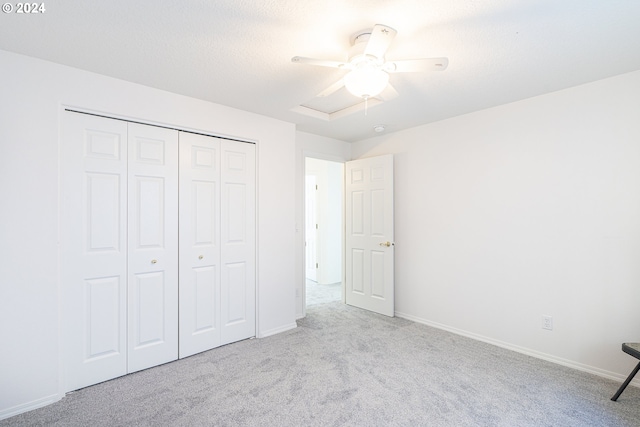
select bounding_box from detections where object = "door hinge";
[315,184,318,190]
[316,263,318,268]
[315,223,318,229]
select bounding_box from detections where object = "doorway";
[304,157,343,306]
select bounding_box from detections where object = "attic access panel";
[291,86,384,121]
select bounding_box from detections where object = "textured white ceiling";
[1,0,639,142]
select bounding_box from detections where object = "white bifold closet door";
[62,111,256,391]
[179,132,256,358]
[219,138,256,345]
[127,123,179,373]
[61,113,129,391]
[62,113,178,391]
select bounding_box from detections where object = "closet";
[178,131,256,357]
[61,111,255,392]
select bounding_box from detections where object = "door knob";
[198,255,204,260]
[151,259,158,264]
[379,241,392,247]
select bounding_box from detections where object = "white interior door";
[220,141,256,345]
[345,154,394,317]
[305,175,318,281]
[127,123,179,373]
[62,112,128,391]
[178,132,221,358]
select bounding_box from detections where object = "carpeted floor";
[3,301,640,426]
[306,279,341,306]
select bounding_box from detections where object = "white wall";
[351,70,640,382]
[324,161,343,283]
[0,49,297,419]
[305,158,342,285]
[295,132,351,318]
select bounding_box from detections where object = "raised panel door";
[127,123,178,373]
[345,155,394,317]
[63,114,255,389]
[61,112,128,391]
[178,132,221,358]
[220,141,256,345]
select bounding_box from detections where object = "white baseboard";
[258,322,297,338]
[0,393,61,421]
[395,310,640,389]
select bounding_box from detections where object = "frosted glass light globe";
[344,66,389,99]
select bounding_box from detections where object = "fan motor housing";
[348,31,382,64]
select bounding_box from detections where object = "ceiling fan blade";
[291,56,348,69]
[375,83,399,102]
[386,57,449,73]
[364,24,397,59]
[316,79,345,97]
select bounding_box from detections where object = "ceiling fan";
[291,24,448,102]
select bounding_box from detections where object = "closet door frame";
[60,108,259,391]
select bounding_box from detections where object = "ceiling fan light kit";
[343,63,389,99]
[292,23,448,113]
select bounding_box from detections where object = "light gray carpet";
[3,301,640,426]
[306,279,341,306]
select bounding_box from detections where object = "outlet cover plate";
[542,315,553,330]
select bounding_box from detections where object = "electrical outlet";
[542,315,553,331]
